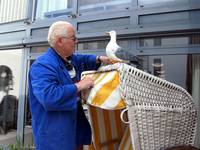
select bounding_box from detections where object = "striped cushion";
[81,70,125,110]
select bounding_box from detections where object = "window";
[141,55,188,88]
[78,39,132,51]
[78,40,107,51]
[139,36,190,47]
[30,46,49,54]
[77,17,130,33]
[78,0,131,13]
[161,37,189,46]
[138,0,186,6]
[190,34,200,45]
[139,10,200,27]
[35,0,72,20]
[139,12,189,26]
[0,49,22,139]
[139,38,154,47]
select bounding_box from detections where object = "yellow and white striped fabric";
[118,126,133,150]
[87,105,127,150]
[84,105,133,150]
[81,69,133,150]
[81,70,126,110]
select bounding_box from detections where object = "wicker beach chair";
[82,63,197,150]
[118,63,197,150]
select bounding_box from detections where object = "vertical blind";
[0,0,27,23]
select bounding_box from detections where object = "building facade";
[0,0,200,148]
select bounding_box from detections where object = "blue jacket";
[29,47,100,150]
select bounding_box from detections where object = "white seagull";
[105,30,141,67]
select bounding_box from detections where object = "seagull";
[105,30,142,67]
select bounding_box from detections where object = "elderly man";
[29,21,113,150]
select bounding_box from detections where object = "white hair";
[47,21,73,47]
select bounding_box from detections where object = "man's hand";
[97,56,116,64]
[75,76,94,92]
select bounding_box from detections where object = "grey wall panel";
[0,31,26,41]
[22,37,48,46]
[0,21,27,34]
[0,31,26,48]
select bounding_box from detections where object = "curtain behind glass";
[0,0,27,23]
[36,0,69,19]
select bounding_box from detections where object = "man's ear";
[56,37,63,47]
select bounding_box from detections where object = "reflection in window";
[138,0,179,5]
[140,38,154,47]
[162,37,189,46]
[154,38,161,46]
[30,46,49,54]
[153,58,165,79]
[78,39,132,51]
[78,0,131,13]
[36,0,72,20]
[0,49,22,136]
[139,12,189,26]
[140,55,187,88]
[140,36,190,47]
[78,40,107,50]
[190,34,200,45]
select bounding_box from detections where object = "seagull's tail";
[120,60,130,64]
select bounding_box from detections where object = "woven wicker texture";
[96,63,197,150]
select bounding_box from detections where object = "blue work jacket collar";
[47,47,76,82]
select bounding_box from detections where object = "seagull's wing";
[115,49,138,62]
[115,49,143,68]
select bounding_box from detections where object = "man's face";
[59,26,78,57]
